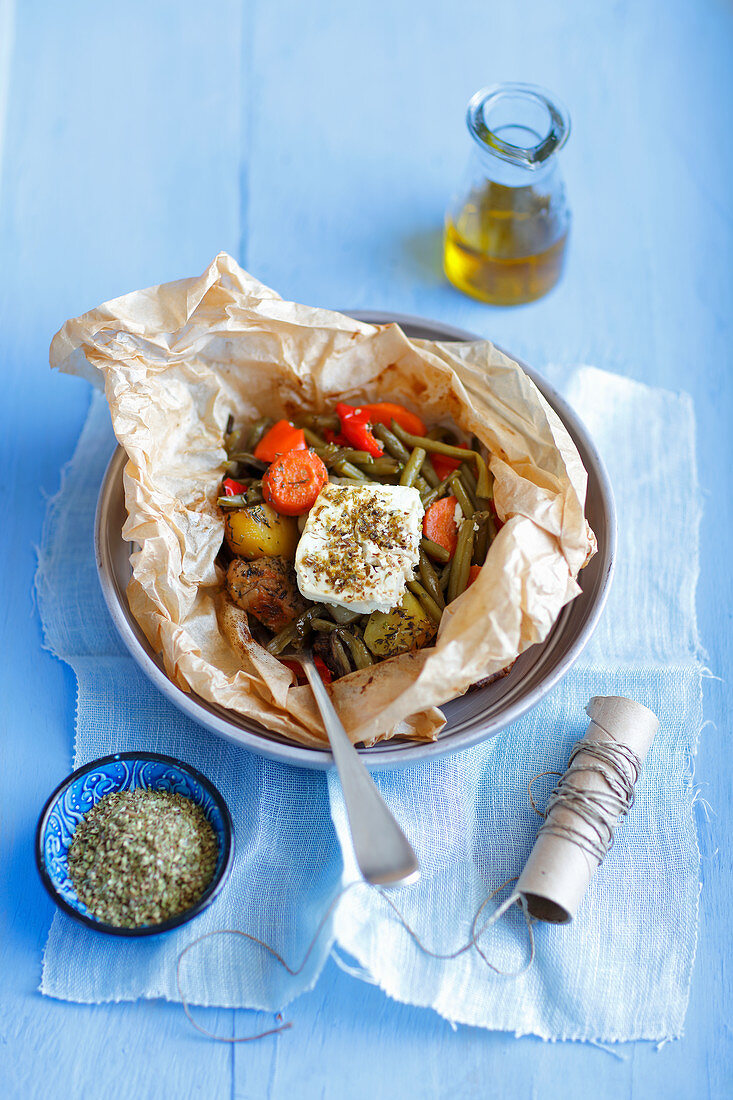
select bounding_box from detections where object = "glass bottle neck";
[466,83,570,187]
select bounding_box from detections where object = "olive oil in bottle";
[444,84,571,306]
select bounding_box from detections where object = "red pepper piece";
[222,477,246,496]
[313,656,333,684]
[323,427,350,445]
[359,402,426,437]
[281,656,332,685]
[466,564,482,588]
[254,420,307,463]
[335,403,383,458]
[430,444,469,481]
[280,658,307,685]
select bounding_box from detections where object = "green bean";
[228,451,268,472]
[247,418,273,451]
[420,481,447,509]
[407,579,443,625]
[312,444,345,466]
[439,559,452,591]
[459,460,478,497]
[217,494,249,510]
[400,447,427,488]
[266,621,298,656]
[357,458,402,477]
[310,618,338,633]
[459,469,479,510]
[472,512,491,565]
[224,427,247,455]
[421,536,450,563]
[333,460,369,481]
[325,604,363,625]
[448,472,475,520]
[299,413,340,432]
[341,450,374,464]
[487,510,498,542]
[476,465,495,503]
[294,606,322,636]
[335,629,374,670]
[373,423,411,463]
[301,425,326,447]
[314,445,374,468]
[329,634,353,678]
[419,550,445,609]
[389,421,492,498]
[420,456,441,488]
[426,426,456,443]
[447,518,474,603]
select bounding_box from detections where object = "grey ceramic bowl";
[95,313,615,770]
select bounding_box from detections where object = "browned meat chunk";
[226,556,306,634]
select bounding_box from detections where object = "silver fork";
[295,649,420,888]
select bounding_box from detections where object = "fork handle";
[301,656,420,888]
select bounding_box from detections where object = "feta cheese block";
[295,482,424,614]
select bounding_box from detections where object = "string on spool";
[527,738,642,863]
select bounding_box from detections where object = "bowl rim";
[94,313,617,770]
[35,750,235,937]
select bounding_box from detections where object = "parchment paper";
[50,253,595,747]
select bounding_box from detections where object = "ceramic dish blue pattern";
[36,751,235,936]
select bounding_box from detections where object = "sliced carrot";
[254,420,306,463]
[467,564,482,588]
[262,448,328,516]
[359,402,426,437]
[423,495,459,558]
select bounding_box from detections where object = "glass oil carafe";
[444,83,571,305]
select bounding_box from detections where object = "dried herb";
[68,789,219,928]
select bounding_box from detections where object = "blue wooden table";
[1,1,731,1096]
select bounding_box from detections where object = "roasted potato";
[224,503,298,560]
[363,591,437,658]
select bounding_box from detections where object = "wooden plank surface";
[1,1,731,1096]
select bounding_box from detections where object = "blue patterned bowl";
[35,752,235,936]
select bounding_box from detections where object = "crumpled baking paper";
[50,252,595,747]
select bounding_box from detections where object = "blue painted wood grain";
[0,0,731,1096]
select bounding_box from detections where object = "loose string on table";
[176,877,533,1044]
[176,731,641,1044]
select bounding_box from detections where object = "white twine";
[528,738,642,864]
[176,878,533,1043]
[176,730,643,1043]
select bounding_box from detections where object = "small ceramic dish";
[35,751,235,936]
